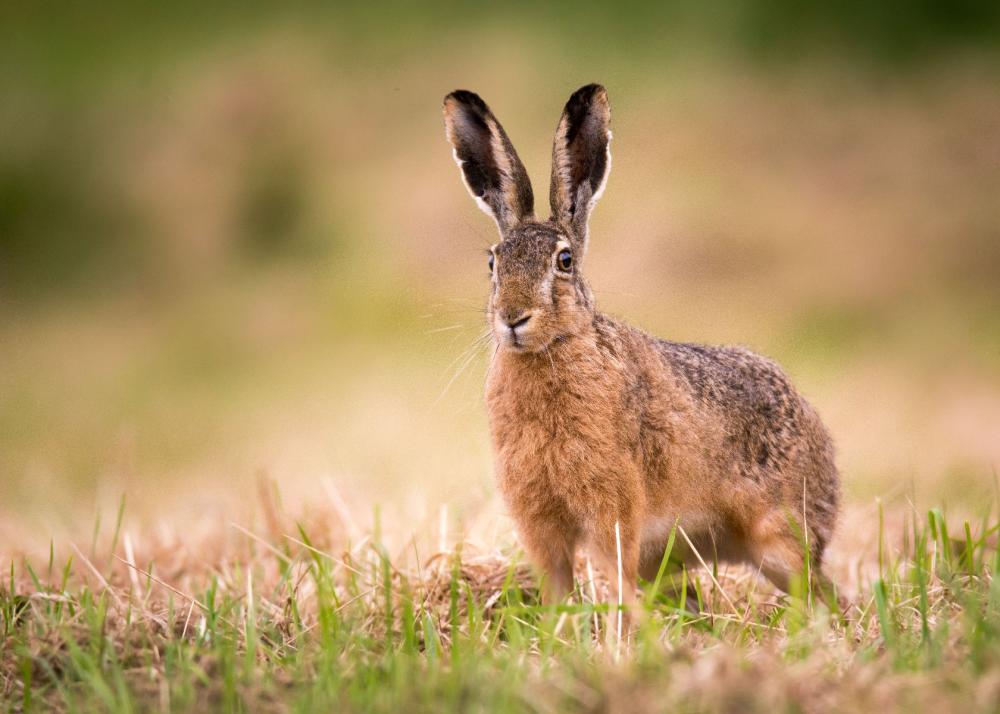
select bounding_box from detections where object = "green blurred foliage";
[1,0,998,298]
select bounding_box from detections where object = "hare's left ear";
[443,90,534,236]
[549,84,611,254]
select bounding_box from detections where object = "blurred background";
[2,1,999,550]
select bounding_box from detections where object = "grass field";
[3,3,1000,711]
[2,490,1000,711]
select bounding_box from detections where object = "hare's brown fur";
[443,85,839,605]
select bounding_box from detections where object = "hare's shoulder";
[587,317,801,417]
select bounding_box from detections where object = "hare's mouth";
[494,325,552,354]
[494,311,539,352]
[497,329,529,352]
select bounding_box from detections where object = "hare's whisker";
[426,323,466,334]
[432,331,492,407]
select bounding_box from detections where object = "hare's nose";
[501,310,533,330]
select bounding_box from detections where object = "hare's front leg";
[588,516,641,633]
[517,515,580,603]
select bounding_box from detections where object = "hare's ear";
[443,90,534,235]
[549,84,611,253]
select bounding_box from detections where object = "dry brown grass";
[3,476,999,712]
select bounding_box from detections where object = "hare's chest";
[485,371,633,512]
[487,382,576,467]
[486,370,604,452]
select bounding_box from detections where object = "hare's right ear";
[443,90,534,235]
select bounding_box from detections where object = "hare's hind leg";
[748,510,836,604]
[747,510,810,592]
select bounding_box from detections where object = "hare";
[442,84,839,609]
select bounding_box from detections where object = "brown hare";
[442,84,839,610]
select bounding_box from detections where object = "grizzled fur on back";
[442,84,840,607]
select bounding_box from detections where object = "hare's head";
[443,85,612,353]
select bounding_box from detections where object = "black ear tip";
[563,84,610,122]
[444,90,490,114]
[568,83,607,105]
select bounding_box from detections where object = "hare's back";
[653,339,831,477]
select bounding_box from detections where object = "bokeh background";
[2,2,999,551]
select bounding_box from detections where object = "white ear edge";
[570,128,612,238]
[589,129,613,206]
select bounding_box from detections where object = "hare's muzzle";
[494,310,535,351]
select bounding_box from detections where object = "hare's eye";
[488,253,495,273]
[556,249,573,272]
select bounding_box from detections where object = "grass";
[2,488,999,712]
